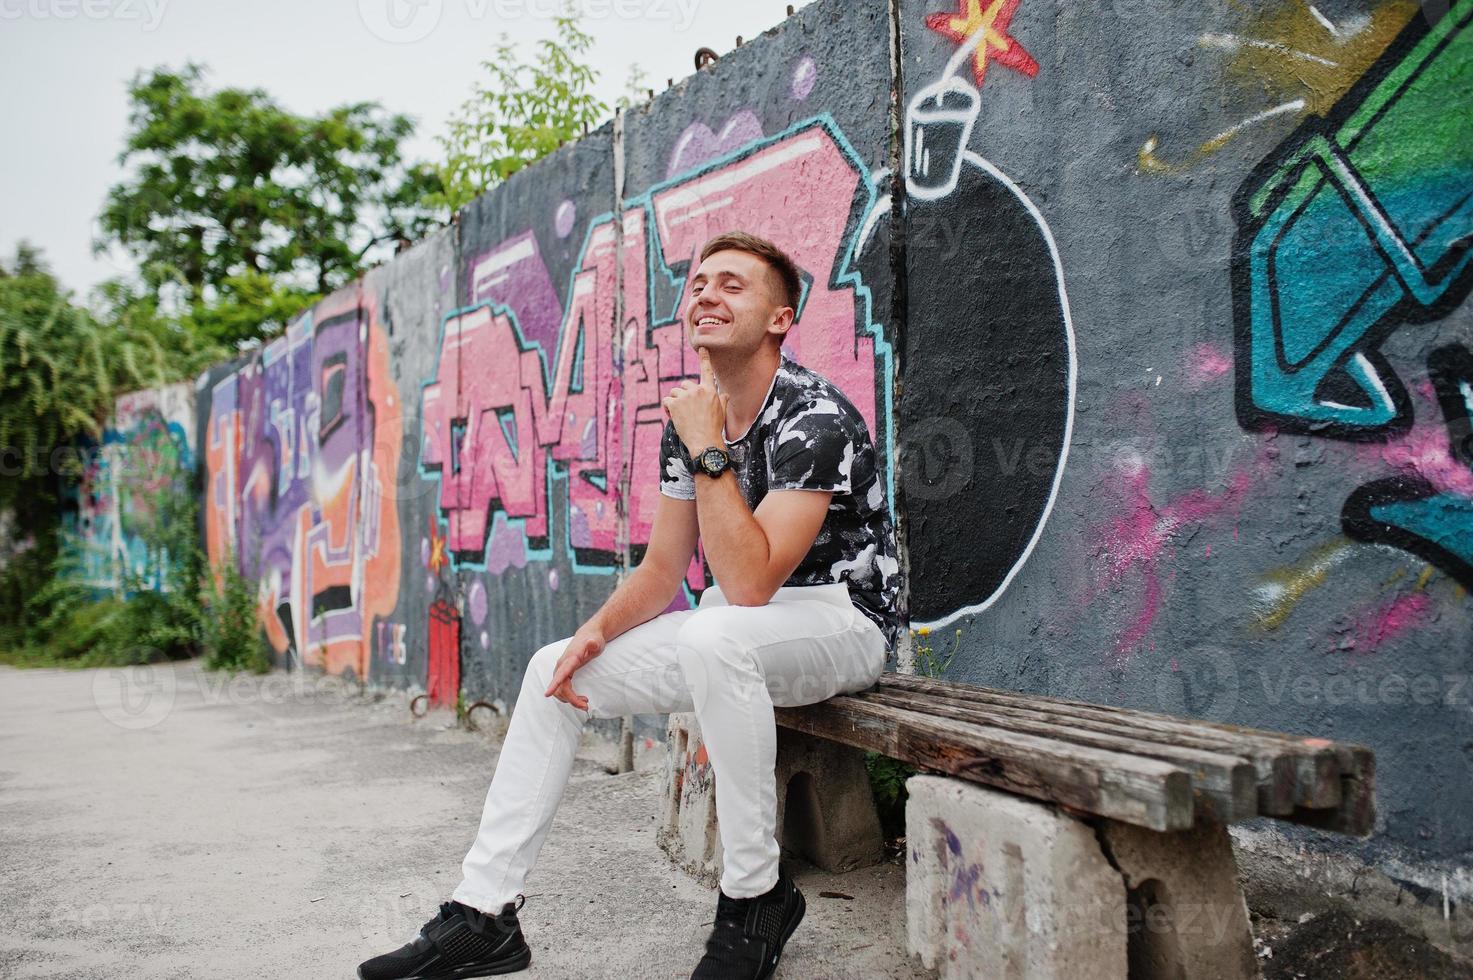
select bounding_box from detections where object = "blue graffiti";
[1234,1,1473,589]
[1233,0,1472,435]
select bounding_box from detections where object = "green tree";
[616,63,651,111]
[0,244,168,480]
[431,14,608,213]
[96,64,443,343]
[90,276,228,378]
[0,243,173,648]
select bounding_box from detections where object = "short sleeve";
[767,397,858,493]
[658,421,696,500]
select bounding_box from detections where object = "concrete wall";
[62,382,196,592]
[893,0,1473,879]
[182,0,1468,899]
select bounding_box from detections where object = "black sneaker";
[357,897,532,979]
[691,867,805,980]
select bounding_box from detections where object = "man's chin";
[689,335,729,353]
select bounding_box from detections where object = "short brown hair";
[699,232,803,314]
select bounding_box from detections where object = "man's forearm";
[585,563,682,641]
[692,471,771,605]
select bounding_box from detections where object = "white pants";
[452,582,887,908]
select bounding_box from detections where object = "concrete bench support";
[657,712,884,886]
[906,775,1260,980]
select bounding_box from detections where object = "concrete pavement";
[0,660,931,979]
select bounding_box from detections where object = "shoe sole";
[757,888,805,980]
[356,945,532,980]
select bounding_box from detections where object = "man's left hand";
[663,348,728,456]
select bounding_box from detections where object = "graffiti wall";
[359,228,459,696]
[64,382,196,592]
[892,0,1471,879]
[179,0,1469,891]
[200,285,402,679]
[442,126,622,701]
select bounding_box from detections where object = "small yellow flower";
[917,626,930,637]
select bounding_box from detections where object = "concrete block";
[657,712,884,886]
[905,774,1127,980]
[773,725,885,872]
[658,712,722,886]
[1099,820,1260,980]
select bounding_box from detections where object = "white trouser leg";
[674,583,886,897]
[452,582,887,912]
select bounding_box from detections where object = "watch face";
[701,448,727,473]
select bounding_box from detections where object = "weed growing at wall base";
[200,549,271,674]
[866,628,964,841]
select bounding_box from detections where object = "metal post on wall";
[612,105,636,778]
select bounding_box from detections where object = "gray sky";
[0,0,814,299]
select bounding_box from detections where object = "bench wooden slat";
[858,689,1259,823]
[878,673,1347,812]
[775,696,1195,832]
[870,681,1297,815]
[1288,744,1376,837]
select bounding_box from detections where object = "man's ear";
[767,305,795,342]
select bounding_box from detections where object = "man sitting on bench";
[357,231,901,980]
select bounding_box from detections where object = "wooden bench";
[776,673,1375,837]
[660,672,1375,980]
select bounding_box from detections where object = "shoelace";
[714,892,749,924]
[432,896,524,936]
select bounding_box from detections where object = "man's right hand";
[543,623,606,711]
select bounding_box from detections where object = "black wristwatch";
[693,445,731,478]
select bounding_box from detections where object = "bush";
[4,476,203,668]
[200,551,270,673]
[0,493,58,655]
[11,561,199,668]
[0,466,277,674]
[866,752,916,842]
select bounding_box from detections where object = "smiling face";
[684,248,794,357]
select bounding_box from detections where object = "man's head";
[685,232,802,357]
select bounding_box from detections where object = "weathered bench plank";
[878,675,1339,803]
[860,689,1259,823]
[873,673,1375,836]
[1285,745,1376,836]
[875,675,1300,815]
[775,696,1196,831]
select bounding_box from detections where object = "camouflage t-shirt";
[659,353,900,648]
